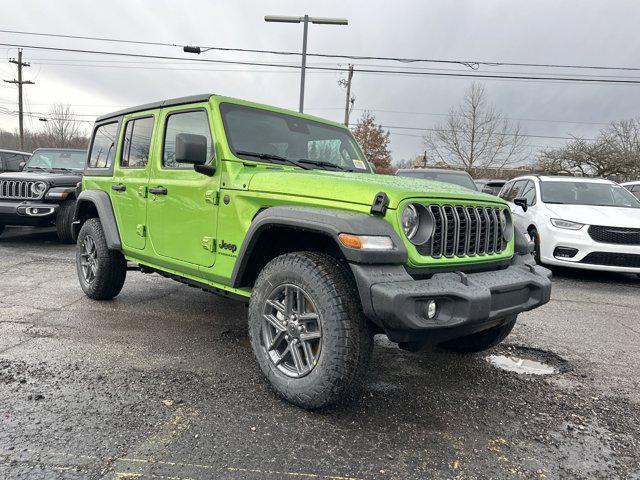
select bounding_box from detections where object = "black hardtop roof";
[96,93,214,122]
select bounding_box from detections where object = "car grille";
[0,180,42,200]
[416,205,508,258]
[579,252,640,268]
[588,225,640,245]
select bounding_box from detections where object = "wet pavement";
[1,227,639,479]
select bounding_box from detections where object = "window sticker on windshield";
[352,159,366,170]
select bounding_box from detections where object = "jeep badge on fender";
[72,94,552,409]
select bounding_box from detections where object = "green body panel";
[82,94,514,297]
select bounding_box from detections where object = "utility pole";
[4,49,34,150]
[342,64,354,126]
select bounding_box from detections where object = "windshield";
[26,149,86,171]
[540,181,640,208]
[220,103,371,173]
[397,170,478,190]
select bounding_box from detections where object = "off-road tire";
[248,252,373,409]
[76,218,127,300]
[56,200,76,244]
[440,316,517,354]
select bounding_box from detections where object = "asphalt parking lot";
[1,227,639,479]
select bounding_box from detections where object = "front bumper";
[0,200,58,226]
[351,255,552,343]
[539,224,640,273]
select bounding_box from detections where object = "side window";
[521,180,537,206]
[499,181,514,200]
[89,122,119,169]
[506,180,526,201]
[163,110,214,169]
[121,116,154,168]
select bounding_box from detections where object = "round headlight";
[31,182,47,196]
[500,208,513,242]
[402,204,419,240]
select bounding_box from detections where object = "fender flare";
[73,190,121,250]
[230,206,407,288]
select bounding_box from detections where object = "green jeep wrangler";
[74,94,551,409]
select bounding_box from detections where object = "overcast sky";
[1,0,640,162]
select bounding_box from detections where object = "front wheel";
[439,316,516,354]
[248,252,373,409]
[529,228,541,264]
[76,218,127,300]
[56,200,76,244]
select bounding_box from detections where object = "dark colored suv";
[0,149,31,173]
[0,148,86,242]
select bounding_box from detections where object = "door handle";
[111,184,126,192]
[149,187,168,195]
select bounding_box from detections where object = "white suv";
[498,175,640,275]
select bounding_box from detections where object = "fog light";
[426,300,437,319]
[553,246,578,259]
[32,208,39,214]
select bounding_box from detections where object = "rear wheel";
[56,200,76,244]
[76,218,127,300]
[248,252,373,409]
[440,316,516,354]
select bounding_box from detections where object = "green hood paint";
[246,167,501,209]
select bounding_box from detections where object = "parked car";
[0,148,86,243]
[499,175,640,276]
[621,180,640,200]
[0,149,31,173]
[396,168,478,190]
[475,179,506,196]
[73,94,551,409]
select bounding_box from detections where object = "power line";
[2,42,640,84]
[3,28,640,72]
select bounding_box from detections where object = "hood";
[0,170,82,187]
[247,169,500,209]
[545,203,640,228]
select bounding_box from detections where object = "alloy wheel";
[261,284,322,378]
[80,235,98,284]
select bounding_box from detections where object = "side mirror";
[514,197,528,212]
[175,133,208,165]
[18,161,26,171]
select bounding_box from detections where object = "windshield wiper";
[235,150,311,170]
[297,159,354,172]
[24,166,50,172]
[51,167,80,173]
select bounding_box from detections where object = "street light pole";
[264,15,348,113]
[299,15,309,114]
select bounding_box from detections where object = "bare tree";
[537,118,640,180]
[423,83,527,171]
[41,104,86,148]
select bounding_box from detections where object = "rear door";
[147,105,219,268]
[110,113,157,251]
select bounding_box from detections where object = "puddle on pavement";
[486,354,557,375]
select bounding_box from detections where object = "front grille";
[0,180,41,200]
[417,204,508,259]
[588,225,640,245]
[580,252,640,268]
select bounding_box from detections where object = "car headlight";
[550,218,584,230]
[402,204,420,240]
[499,208,514,241]
[401,203,435,245]
[31,182,47,196]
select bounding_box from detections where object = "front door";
[110,113,157,250]
[147,106,219,268]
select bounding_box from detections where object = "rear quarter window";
[89,122,119,169]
